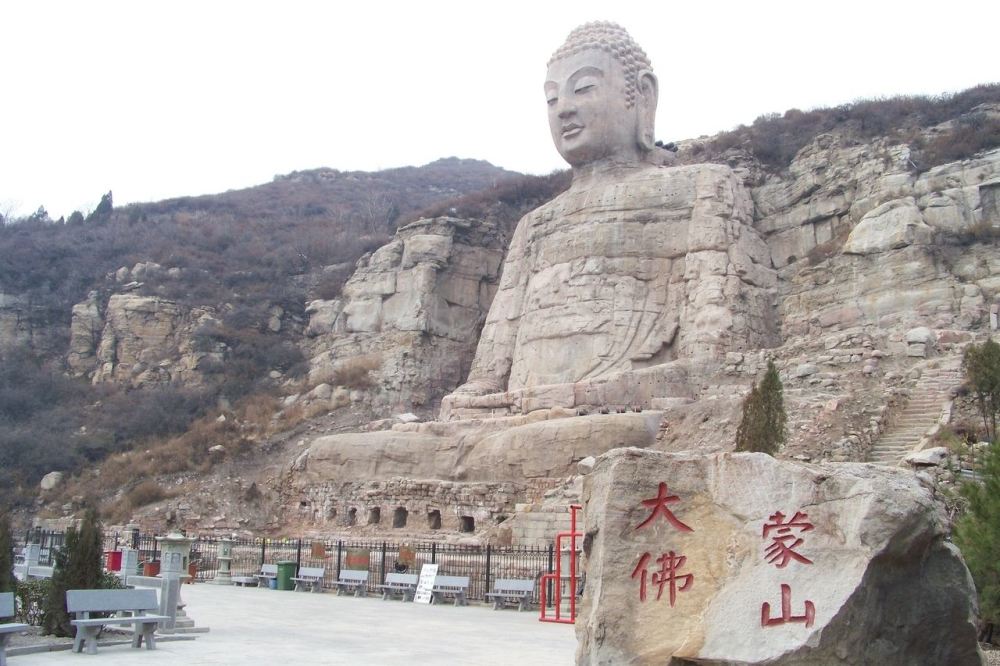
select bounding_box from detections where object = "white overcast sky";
[3,0,998,219]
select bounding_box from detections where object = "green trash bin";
[276,560,296,591]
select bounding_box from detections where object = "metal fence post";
[260,539,266,567]
[336,541,343,579]
[296,538,303,571]
[485,544,492,596]
[380,542,387,587]
[431,542,437,564]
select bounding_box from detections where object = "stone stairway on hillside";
[868,360,963,466]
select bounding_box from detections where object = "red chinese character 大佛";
[635,482,693,532]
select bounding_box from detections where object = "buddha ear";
[635,69,658,153]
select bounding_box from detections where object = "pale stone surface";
[301,216,505,412]
[906,326,936,344]
[456,164,774,398]
[304,300,342,337]
[39,471,63,491]
[577,448,981,665]
[300,412,660,483]
[67,291,104,374]
[904,446,949,467]
[843,197,932,255]
[69,292,225,387]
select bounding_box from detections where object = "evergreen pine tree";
[963,338,1000,442]
[954,441,1000,627]
[43,507,104,636]
[0,511,15,593]
[735,360,787,456]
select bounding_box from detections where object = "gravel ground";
[985,646,1000,665]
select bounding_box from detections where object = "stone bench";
[66,589,170,655]
[255,563,278,589]
[431,575,470,606]
[485,578,535,611]
[1,592,29,666]
[376,573,418,601]
[292,566,326,593]
[335,569,369,597]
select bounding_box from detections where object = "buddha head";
[545,22,658,169]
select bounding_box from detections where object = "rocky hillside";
[0,158,572,501]
[6,84,1000,536]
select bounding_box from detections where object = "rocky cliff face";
[66,266,226,388]
[295,216,506,415]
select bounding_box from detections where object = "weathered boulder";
[904,446,950,467]
[39,471,64,492]
[578,448,981,665]
[843,197,932,255]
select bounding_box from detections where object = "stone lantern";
[156,531,194,581]
[213,537,234,585]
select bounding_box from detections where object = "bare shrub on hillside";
[699,84,1000,171]
[331,354,381,389]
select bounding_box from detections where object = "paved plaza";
[12,583,576,665]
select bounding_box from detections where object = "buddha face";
[545,49,641,168]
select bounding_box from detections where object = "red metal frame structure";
[539,504,582,624]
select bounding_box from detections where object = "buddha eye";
[574,77,599,94]
[546,96,558,106]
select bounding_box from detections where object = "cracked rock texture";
[577,448,982,666]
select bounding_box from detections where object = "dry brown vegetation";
[403,170,571,237]
[331,354,382,389]
[693,83,1000,171]
[51,392,280,520]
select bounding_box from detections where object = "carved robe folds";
[442,163,776,420]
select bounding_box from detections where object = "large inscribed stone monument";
[578,448,982,665]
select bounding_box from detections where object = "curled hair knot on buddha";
[548,21,653,109]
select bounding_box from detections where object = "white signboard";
[413,563,439,604]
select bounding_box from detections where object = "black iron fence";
[14,529,557,604]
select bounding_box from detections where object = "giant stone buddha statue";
[299,23,775,490]
[441,22,776,419]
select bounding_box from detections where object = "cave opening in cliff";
[367,507,381,525]
[427,510,441,530]
[459,516,475,533]
[393,507,408,528]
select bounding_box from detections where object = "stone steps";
[867,360,963,466]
